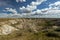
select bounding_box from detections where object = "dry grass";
[0,18,59,40]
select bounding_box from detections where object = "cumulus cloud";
[34,1,60,15]
[20,5,37,13]
[49,1,60,10]
[28,1,60,17]
[4,8,18,15]
[2,0,48,18]
[45,1,60,14]
[16,0,26,2]
[3,0,60,18]
[3,8,27,17]
[20,0,47,15]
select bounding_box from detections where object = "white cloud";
[2,0,47,18]
[1,0,59,18]
[34,1,60,15]
[4,8,18,15]
[28,1,60,17]
[16,0,26,2]
[20,5,37,13]
[19,0,45,16]
[20,0,47,14]
[49,1,60,10]
[3,0,60,18]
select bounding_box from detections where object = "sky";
[0,0,60,18]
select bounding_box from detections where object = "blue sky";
[38,0,60,9]
[0,0,60,18]
[0,0,58,11]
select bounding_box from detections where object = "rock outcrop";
[0,24,18,35]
